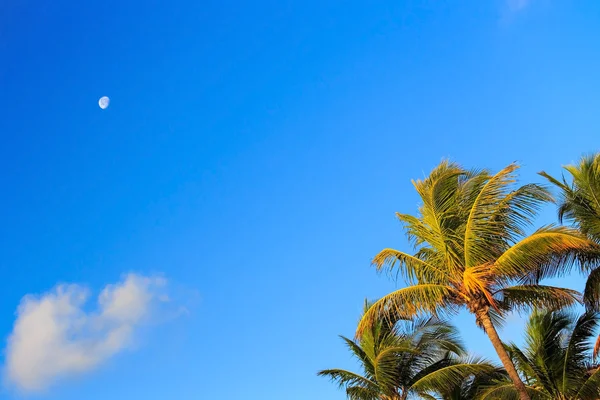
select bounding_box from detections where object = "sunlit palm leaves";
[357,161,600,400]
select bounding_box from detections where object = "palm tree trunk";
[478,310,531,400]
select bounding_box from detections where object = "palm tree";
[540,153,600,310]
[319,302,496,400]
[357,161,599,400]
[479,309,600,399]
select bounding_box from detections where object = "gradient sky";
[1,0,600,399]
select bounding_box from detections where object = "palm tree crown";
[319,302,495,400]
[540,153,600,243]
[358,161,599,400]
[540,153,600,310]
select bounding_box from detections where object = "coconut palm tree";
[319,302,496,400]
[540,153,600,310]
[479,310,600,399]
[357,161,600,400]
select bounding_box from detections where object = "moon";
[98,96,110,109]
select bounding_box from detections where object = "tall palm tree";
[479,310,600,399]
[540,153,600,310]
[357,161,599,400]
[319,302,495,400]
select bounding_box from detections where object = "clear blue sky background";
[1,0,600,399]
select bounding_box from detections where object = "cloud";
[4,274,168,393]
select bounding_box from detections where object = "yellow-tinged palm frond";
[372,248,450,285]
[493,225,598,283]
[464,163,520,268]
[488,183,554,240]
[356,285,458,337]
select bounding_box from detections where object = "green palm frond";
[493,225,597,283]
[477,383,548,400]
[373,248,450,285]
[339,336,375,376]
[321,308,476,400]
[505,344,548,391]
[495,285,581,312]
[344,385,381,400]
[464,163,520,268]
[316,369,378,390]
[576,366,600,400]
[410,359,497,394]
[409,317,466,356]
[562,311,599,392]
[541,154,600,242]
[502,309,600,399]
[357,284,457,337]
[584,267,600,310]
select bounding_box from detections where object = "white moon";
[98,96,110,109]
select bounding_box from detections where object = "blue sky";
[1,0,600,398]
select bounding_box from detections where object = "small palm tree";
[319,302,495,400]
[540,153,600,310]
[479,310,600,399]
[358,161,599,400]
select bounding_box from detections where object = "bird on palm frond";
[318,301,498,400]
[358,161,600,400]
[479,309,600,400]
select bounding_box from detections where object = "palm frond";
[541,154,600,243]
[476,383,549,400]
[464,163,520,268]
[584,267,600,310]
[339,336,375,376]
[356,284,457,338]
[562,311,600,394]
[493,225,597,283]
[495,285,581,313]
[410,360,497,394]
[344,385,381,400]
[372,248,450,285]
[575,366,600,400]
[317,369,378,390]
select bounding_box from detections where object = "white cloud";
[4,274,167,393]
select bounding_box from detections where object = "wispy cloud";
[4,274,169,393]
